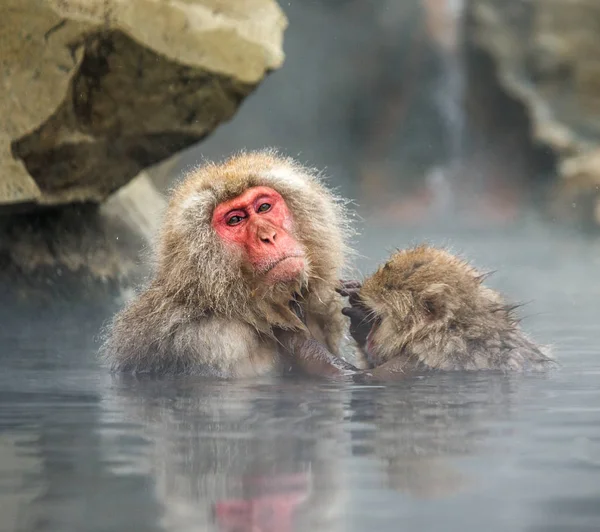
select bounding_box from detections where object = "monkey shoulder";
[104,301,283,377]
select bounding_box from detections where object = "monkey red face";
[212,186,306,284]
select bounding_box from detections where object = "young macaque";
[102,150,359,378]
[339,245,556,380]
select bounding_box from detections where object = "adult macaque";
[339,245,556,380]
[102,150,358,378]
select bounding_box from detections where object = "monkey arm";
[274,328,359,378]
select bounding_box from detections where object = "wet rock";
[0,0,286,208]
[0,173,165,299]
[468,0,600,225]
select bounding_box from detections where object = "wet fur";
[359,245,556,372]
[102,150,353,376]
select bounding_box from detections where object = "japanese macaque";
[102,150,358,378]
[339,245,556,379]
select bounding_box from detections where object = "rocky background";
[0,0,286,286]
[468,0,600,227]
[3,0,600,290]
[175,0,600,229]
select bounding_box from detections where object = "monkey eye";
[257,203,271,213]
[226,215,245,226]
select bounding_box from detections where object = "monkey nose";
[258,227,277,244]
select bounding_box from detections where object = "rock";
[467,0,600,225]
[552,148,600,228]
[0,0,286,208]
[0,173,166,297]
[0,0,286,289]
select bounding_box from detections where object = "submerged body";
[340,246,556,379]
[102,150,356,378]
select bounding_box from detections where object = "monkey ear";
[420,283,451,321]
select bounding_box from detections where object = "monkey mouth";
[262,254,306,283]
[263,254,304,274]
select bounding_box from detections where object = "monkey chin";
[263,256,306,285]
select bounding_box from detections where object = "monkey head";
[358,246,505,366]
[154,150,351,328]
[212,186,306,285]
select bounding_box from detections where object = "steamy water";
[1,221,600,532]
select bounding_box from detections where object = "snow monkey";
[102,150,360,378]
[339,245,556,380]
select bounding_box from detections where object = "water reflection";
[348,374,518,499]
[97,370,527,532]
[103,377,350,532]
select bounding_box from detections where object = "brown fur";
[358,245,556,373]
[102,150,353,377]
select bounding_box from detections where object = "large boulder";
[467,0,600,225]
[0,0,286,208]
[0,0,286,287]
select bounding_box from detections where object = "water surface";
[1,223,599,532]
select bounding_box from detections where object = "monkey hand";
[337,279,362,300]
[337,280,373,349]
